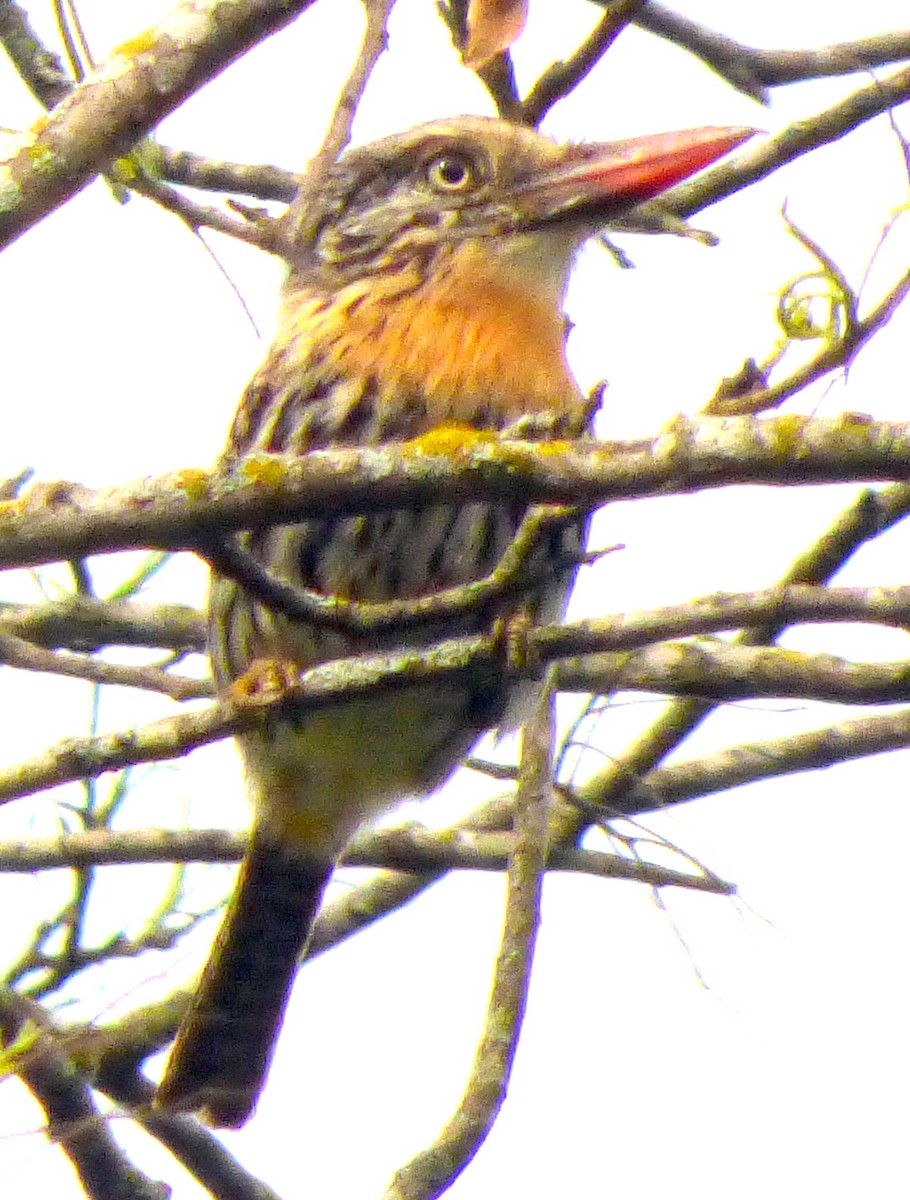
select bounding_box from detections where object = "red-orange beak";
[516,126,755,224]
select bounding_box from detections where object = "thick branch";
[384,683,554,1199]
[4,583,910,803]
[0,0,316,250]
[558,640,910,705]
[613,706,910,816]
[0,991,167,1200]
[2,417,910,568]
[0,823,731,893]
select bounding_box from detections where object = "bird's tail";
[156,828,332,1127]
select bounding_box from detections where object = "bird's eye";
[426,154,476,192]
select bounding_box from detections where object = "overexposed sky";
[2,2,910,1196]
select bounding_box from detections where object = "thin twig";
[128,172,284,254]
[521,0,646,125]
[0,824,732,893]
[0,0,320,250]
[567,482,910,828]
[611,704,910,817]
[287,0,397,237]
[97,1066,283,1200]
[383,679,555,1199]
[0,629,212,700]
[0,990,168,1200]
[628,3,910,101]
[203,505,578,632]
[5,582,910,803]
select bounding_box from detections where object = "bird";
[155,115,752,1127]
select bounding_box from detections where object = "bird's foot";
[228,657,300,707]
[492,609,539,679]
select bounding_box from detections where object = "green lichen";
[768,413,810,460]
[0,175,24,212]
[832,410,879,452]
[23,141,58,174]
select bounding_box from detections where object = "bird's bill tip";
[573,125,755,198]
[521,125,757,218]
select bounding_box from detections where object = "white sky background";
[1,1,910,1196]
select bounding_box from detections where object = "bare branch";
[0,629,211,699]
[0,0,318,250]
[0,990,168,1200]
[156,145,298,201]
[551,481,910,835]
[0,823,732,894]
[0,0,71,106]
[520,0,646,126]
[558,640,910,705]
[126,171,282,255]
[98,1064,282,1200]
[669,64,910,217]
[203,505,579,633]
[2,418,910,569]
[0,596,206,653]
[5,582,910,802]
[614,706,910,816]
[303,0,393,173]
[384,680,554,1199]
[626,3,910,100]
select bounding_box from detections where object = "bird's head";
[291,116,751,288]
[272,117,753,425]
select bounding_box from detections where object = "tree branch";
[558,640,910,705]
[612,706,910,816]
[0,629,211,699]
[630,4,910,100]
[0,990,168,1200]
[383,680,554,1199]
[0,822,732,894]
[0,0,317,250]
[4,582,910,801]
[2,417,910,568]
[0,597,206,654]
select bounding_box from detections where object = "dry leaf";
[463,0,528,67]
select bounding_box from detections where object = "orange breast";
[280,242,581,426]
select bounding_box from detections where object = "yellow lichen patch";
[768,413,810,459]
[172,469,211,501]
[113,29,158,59]
[406,423,500,457]
[0,500,24,524]
[238,455,289,489]
[524,438,573,457]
